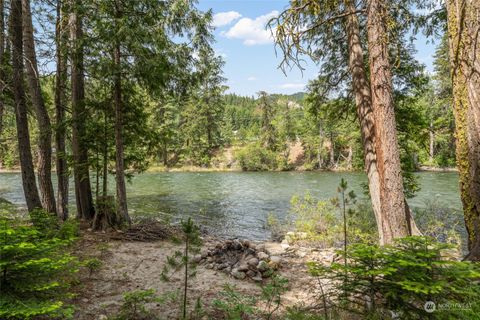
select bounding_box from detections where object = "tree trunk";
[163,142,168,167]
[0,0,4,140]
[329,131,335,168]
[344,1,384,242]
[317,122,324,169]
[366,0,411,243]
[346,146,353,170]
[429,120,435,163]
[114,0,130,225]
[55,0,69,220]
[70,0,95,221]
[10,0,42,211]
[22,0,56,214]
[103,110,108,197]
[446,0,480,261]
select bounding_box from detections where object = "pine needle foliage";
[308,236,480,319]
[0,210,78,319]
[160,218,202,319]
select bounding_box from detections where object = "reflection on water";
[0,171,462,240]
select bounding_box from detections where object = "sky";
[196,0,438,97]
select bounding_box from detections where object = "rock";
[269,256,282,269]
[237,263,249,272]
[246,270,256,277]
[217,263,228,270]
[256,243,266,252]
[222,267,231,274]
[247,257,259,267]
[257,260,269,272]
[245,253,255,260]
[242,240,251,248]
[206,263,214,269]
[281,239,290,249]
[207,256,214,263]
[270,255,282,264]
[257,252,269,261]
[297,251,307,258]
[252,273,263,282]
[82,298,89,303]
[231,269,246,280]
[232,239,243,250]
[192,255,202,263]
[265,242,286,255]
[98,315,108,320]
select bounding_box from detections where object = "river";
[0,171,462,240]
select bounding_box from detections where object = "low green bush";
[0,212,78,319]
[268,191,376,247]
[308,236,480,319]
[212,274,289,319]
[111,289,160,320]
[288,193,339,246]
[236,143,279,171]
[83,257,103,277]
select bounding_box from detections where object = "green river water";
[0,171,462,240]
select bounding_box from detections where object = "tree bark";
[317,121,324,169]
[329,131,335,168]
[429,120,435,163]
[346,145,353,170]
[114,0,130,225]
[70,0,95,221]
[22,0,57,214]
[55,0,69,220]
[446,0,480,261]
[366,0,411,243]
[0,0,4,140]
[344,0,384,243]
[103,110,108,197]
[10,0,42,211]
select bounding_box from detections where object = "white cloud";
[224,11,278,46]
[213,11,242,27]
[247,76,257,81]
[278,83,306,90]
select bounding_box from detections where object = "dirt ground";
[71,230,335,319]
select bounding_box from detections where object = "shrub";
[109,289,180,320]
[83,257,103,277]
[213,284,257,319]
[111,289,159,320]
[268,191,376,246]
[0,215,78,319]
[288,193,339,246]
[308,236,480,319]
[212,275,289,319]
[236,143,279,171]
